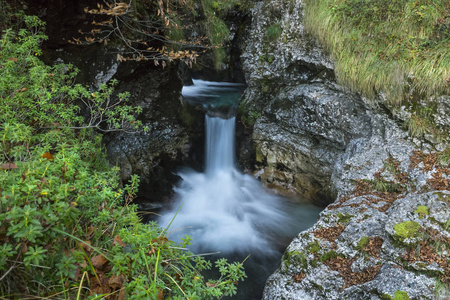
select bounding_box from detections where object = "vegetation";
[77,0,251,68]
[336,212,353,224]
[382,290,410,300]
[265,23,283,42]
[414,205,429,219]
[394,221,421,241]
[319,250,339,263]
[0,16,246,298]
[307,241,321,254]
[282,251,308,271]
[304,0,450,106]
[356,236,370,251]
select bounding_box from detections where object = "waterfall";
[205,116,235,173]
[158,80,295,255]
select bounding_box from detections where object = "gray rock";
[239,0,450,299]
[104,65,203,201]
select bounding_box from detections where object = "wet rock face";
[239,0,450,299]
[239,0,372,205]
[253,83,372,205]
[103,64,204,202]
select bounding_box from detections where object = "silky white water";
[159,116,291,254]
[157,79,322,298]
[158,81,295,254]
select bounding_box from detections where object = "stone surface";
[238,0,450,299]
[103,64,204,201]
[239,0,374,204]
[264,189,449,300]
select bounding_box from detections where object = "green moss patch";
[394,290,410,300]
[382,291,410,300]
[356,236,370,251]
[282,251,308,270]
[394,221,421,241]
[307,241,321,254]
[320,250,339,262]
[337,212,354,224]
[414,205,429,219]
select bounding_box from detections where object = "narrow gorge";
[5,0,449,299]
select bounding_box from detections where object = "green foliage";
[435,277,450,300]
[304,0,450,106]
[381,290,410,300]
[362,177,403,193]
[394,290,410,300]
[336,212,354,224]
[319,250,338,262]
[0,16,143,133]
[394,221,421,241]
[0,17,246,298]
[283,251,308,270]
[199,0,236,69]
[240,110,260,127]
[438,148,450,167]
[405,105,441,140]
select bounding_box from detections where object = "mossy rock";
[319,250,338,262]
[282,251,308,270]
[337,212,354,224]
[307,241,320,254]
[414,205,429,219]
[356,236,369,251]
[394,290,410,300]
[382,290,410,300]
[394,221,421,241]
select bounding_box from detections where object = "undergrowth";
[304,0,450,106]
[0,15,246,299]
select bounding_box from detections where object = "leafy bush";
[0,16,245,298]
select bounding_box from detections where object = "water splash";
[159,116,295,255]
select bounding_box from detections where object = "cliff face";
[239,0,450,299]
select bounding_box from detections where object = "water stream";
[158,79,322,299]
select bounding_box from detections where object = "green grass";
[266,23,283,41]
[304,0,450,106]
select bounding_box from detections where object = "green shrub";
[0,16,246,298]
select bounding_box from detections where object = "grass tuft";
[304,0,450,106]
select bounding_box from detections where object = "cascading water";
[158,80,295,255]
[159,115,291,255]
[158,79,322,299]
